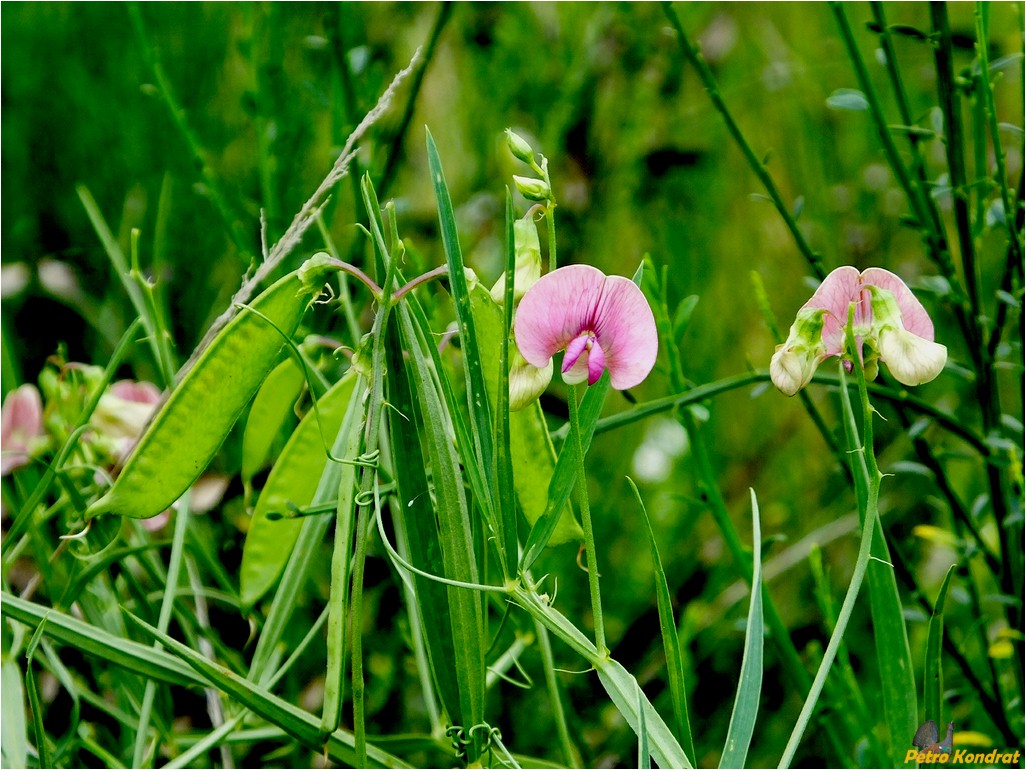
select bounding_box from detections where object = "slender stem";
[930,3,982,332]
[393,265,448,301]
[833,4,955,283]
[778,347,880,767]
[546,201,558,271]
[568,384,606,655]
[661,2,824,280]
[975,3,1023,268]
[870,2,950,251]
[535,619,582,767]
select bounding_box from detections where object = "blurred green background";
[2,3,1022,767]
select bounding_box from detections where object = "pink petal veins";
[859,267,934,340]
[515,264,658,391]
[515,264,608,369]
[800,266,864,356]
[591,275,658,390]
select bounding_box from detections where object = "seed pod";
[85,261,334,520]
[239,371,359,609]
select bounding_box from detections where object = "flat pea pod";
[240,371,358,610]
[468,279,583,545]
[241,355,306,492]
[86,261,334,521]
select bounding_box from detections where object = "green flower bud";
[513,175,551,202]
[490,218,542,304]
[505,128,535,164]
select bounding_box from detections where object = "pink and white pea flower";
[771,266,947,396]
[514,264,659,391]
[1,384,46,476]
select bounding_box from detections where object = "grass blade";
[628,478,696,764]
[719,489,764,768]
[2,593,204,687]
[123,611,411,769]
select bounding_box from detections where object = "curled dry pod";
[86,260,335,520]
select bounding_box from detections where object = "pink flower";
[1,384,45,475]
[771,266,947,396]
[92,380,163,462]
[515,264,658,390]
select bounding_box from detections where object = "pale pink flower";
[515,264,658,390]
[1,384,45,475]
[771,266,946,395]
[92,380,163,461]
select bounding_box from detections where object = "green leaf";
[321,378,368,734]
[2,652,28,770]
[385,311,462,726]
[594,658,693,770]
[719,489,764,769]
[240,372,358,610]
[122,612,410,769]
[520,373,609,572]
[671,295,700,346]
[925,565,956,725]
[426,129,494,497]
[495,190,519,575]
[629,478,695,764]
[826,88,870,111]
[397,301,486,739]
[468,279,582,546]
[838,373,916,765]
[2,593,204,688]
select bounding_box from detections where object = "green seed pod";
[240,371,359,610]
[85,260,334,520]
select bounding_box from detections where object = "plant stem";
[662,2,824,280]
[568,384,606,656]
[778,354,880,767]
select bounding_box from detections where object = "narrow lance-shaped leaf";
[925,565,956,726]
[425,129,495,495]
[629,477,696,764]
[385,311,463,722]
[397,302,486,747]
[123,612,410,769]
[719,489,764,769]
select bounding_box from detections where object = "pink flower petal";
[110,380,163,405]
[515,264,658,391]
[515,265,608,368]
[1,384,44,476]
[562,333,590,375]
[587,339,606,385]
[800,266,863,356]
[859,267,934,340]
[591,275,658,390]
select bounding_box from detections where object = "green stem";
[568,384,606,656]
[833,4,954,283]
[661,2,824,280]
[534,619,582,767]
[546,201,558,271]
[778,356,880,767]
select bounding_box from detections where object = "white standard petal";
[878,326,947,386]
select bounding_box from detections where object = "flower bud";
[513,175,551,202]
[490,218,543,304]
[509,346,553,411]
[505,128,535,165]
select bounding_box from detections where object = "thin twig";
[180,48,422,377]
